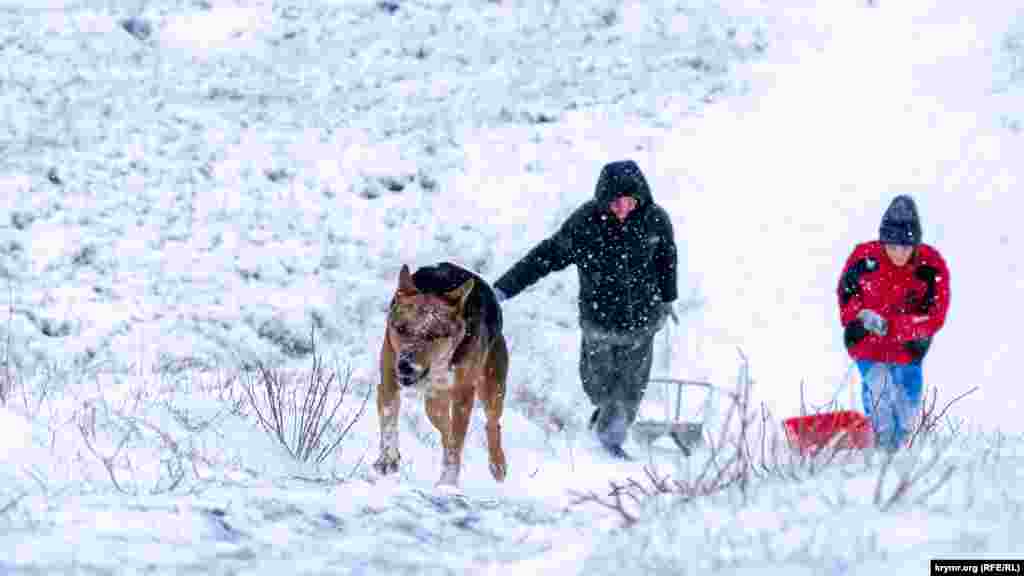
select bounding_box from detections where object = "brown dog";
[373,262,509,487]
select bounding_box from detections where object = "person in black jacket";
[492,160,679,459]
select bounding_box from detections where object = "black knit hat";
[879,195,922,246]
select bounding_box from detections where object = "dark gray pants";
[580,323,656,447]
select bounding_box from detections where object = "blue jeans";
[855,360,923,451]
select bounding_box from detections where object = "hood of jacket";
[593,160,653,210]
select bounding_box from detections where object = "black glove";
[493,287,509,303]
[662,302,679,325]
[911,264,940,313]
[844,319,869,349]
[914,264,938,283]
[904,337,932,363]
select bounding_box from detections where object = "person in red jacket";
[837,195,950,451]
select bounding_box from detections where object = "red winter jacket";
[837,241,950,364]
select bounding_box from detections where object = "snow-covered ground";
[1,0,1022,573]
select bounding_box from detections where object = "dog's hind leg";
[479,336,509,482]
[374,338,402,475]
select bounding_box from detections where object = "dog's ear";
[445,278,475,312]
[397,265,417,294]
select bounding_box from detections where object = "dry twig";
[243,328,371,465]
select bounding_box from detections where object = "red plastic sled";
[783,410,874,454]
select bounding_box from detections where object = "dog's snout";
[397,358,415,376]
[396,355,424,387]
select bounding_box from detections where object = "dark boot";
[589,404,630,458]
[594,401,632,459]
[603,444,632,460]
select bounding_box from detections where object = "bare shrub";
[75,399,197,495]
[870,442,957,512]
[159,370,249,421]
[570,352,916,527]
[868,384,977,511]
[571,351,759,526]
[906,385,979,448]
[242,331,371,466]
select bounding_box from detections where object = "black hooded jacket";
[494,160,678,333]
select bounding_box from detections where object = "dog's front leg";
[447,389,475,486]
[424,387,459,486]
[374,339,401,475]
[440,372,475,487]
